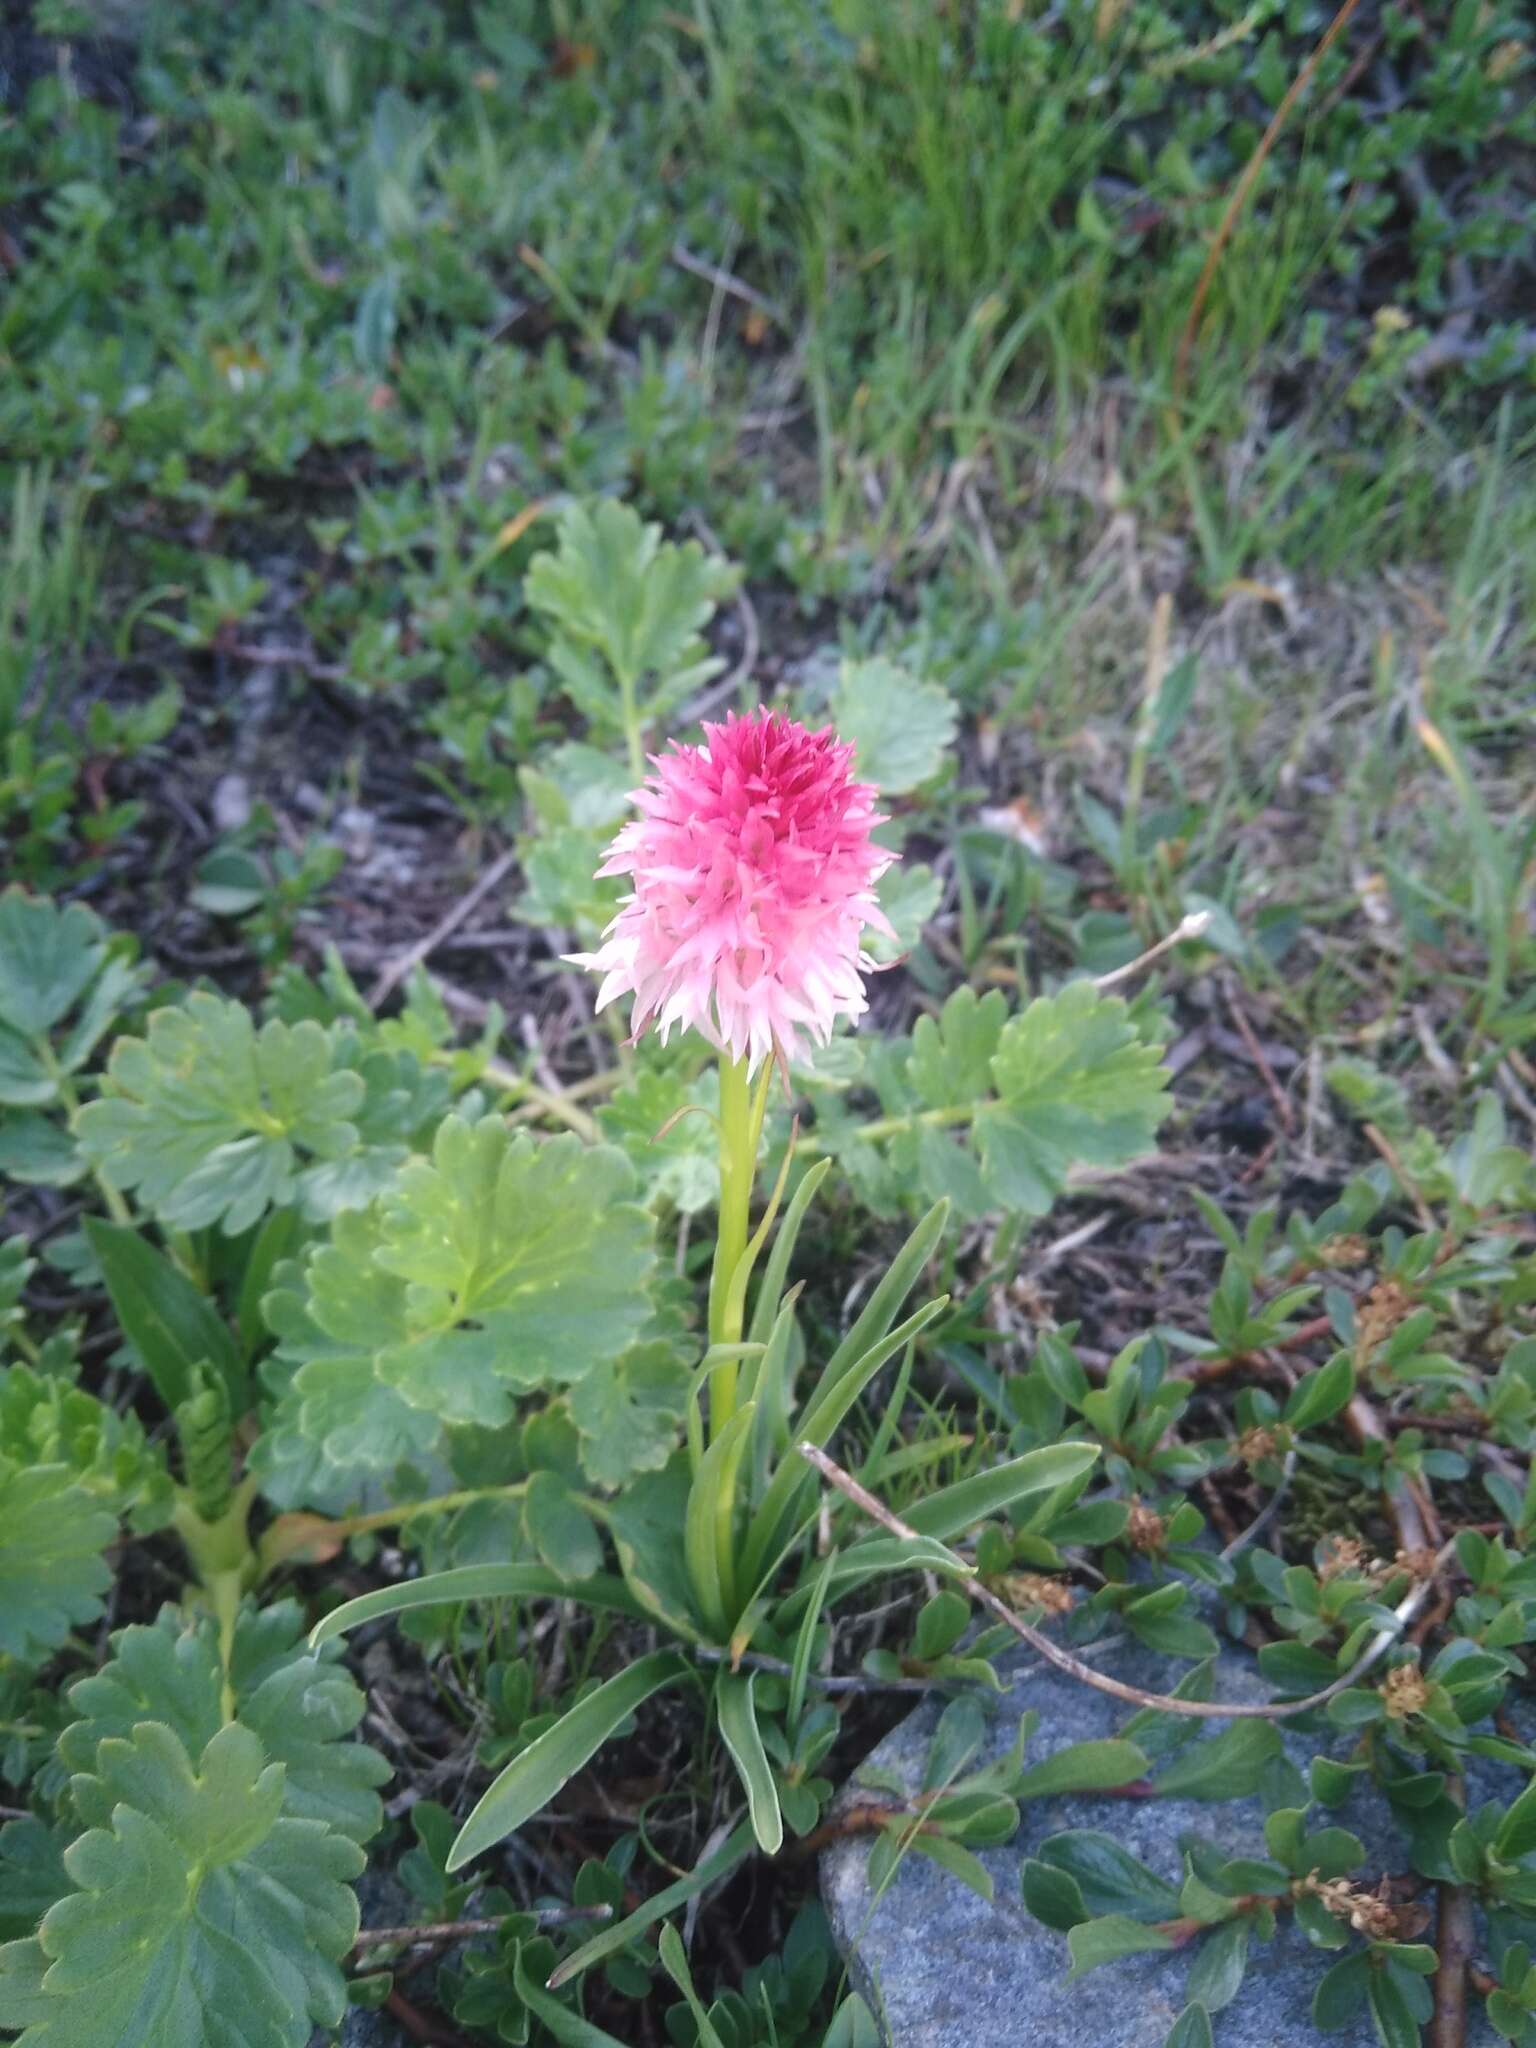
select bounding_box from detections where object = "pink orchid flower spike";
[568,707,893,1073]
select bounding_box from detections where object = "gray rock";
[822,1643,1502,2048]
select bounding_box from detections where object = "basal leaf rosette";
[253,1114,657,1504]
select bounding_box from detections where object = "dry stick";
[692,1642,935,1694]
[1431,1791,1477,2048]
[1177,1313,1334,1386]
[367,845,521,1010]
[349,1907,610,1964]
[1225,982,1294,1135]
[1348,1390,1439,1553]
[797,1443,1453,1722]
[1092,910,1212,994]
[1173,0,1367,397]
[1362,1120,1439,1235]
[670,241,789,329]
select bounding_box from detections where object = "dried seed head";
[1298,1874,1405,1941]
[1006,1573,1075,1617]
[1355,1280,1415,1357]
[1236,1424,1281,1469]
[1379,1664,1430,1720]
[1317,1233,1371,1269]
[1317,1535,1372,1583]
[1393,1547,1441,1583]
[1125,1500,1166,1553]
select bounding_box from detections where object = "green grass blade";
[511,1948,630,2047]
[548,1824,756,1988]
[747,1155,831,1344]
[739,1296,948,1592]
[797,1198,949,1421]
[657,1925,729,2048]
[447,1650,693,1870]
[788,1548,836,1730]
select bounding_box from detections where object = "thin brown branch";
[1178,1315,1334,1385]
[798,1443,1452,1722]
[368,845,521,1010]
[690,1644,936,1693]
[384,1987,478,2047]
[670,241,789,328]
[349,1906,610,1963]
[1362,1122,1437,1234]
[1091,910,1211,993]
[1347,1393,1434,1553]
[788,1801,937,1859]
[1225,983,1294,1134]
[1430,1781,1475,2048]
[1174,0,1367,394]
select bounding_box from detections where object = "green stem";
[6,1321,43,1367]
[173,1474,260,1587]
[210,1569,243,1724]
[481,1058,601,1140]
[255,1481,541,1580]
[707,1055,771,1439]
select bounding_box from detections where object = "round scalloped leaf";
[75,995,394,1234]
[59,1601,387,1846]
[0,1722,363,2047]
[0,1461,116,1666]
[257,1118,656,1491]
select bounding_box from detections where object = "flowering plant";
[573,710,894,1427]
[314,705,1100,1880]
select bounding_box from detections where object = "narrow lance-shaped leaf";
[84,1218,246,1414]
[717,1673,783,1855]
[902,1442,1100,1543]
[448,1651,694,1871]
[310,1564,650,1648]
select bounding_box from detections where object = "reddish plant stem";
[1179,1316,1334,1385]
[1430,1777,1475,2048]
[1174,0,1368,393]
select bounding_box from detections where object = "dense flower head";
[570,708,894,1069]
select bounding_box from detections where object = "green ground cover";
[0,3,1533,2044]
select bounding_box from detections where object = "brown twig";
[1225,983,1294,1134]
[349,1907,610,1964]
[670,241,789,329]
[1362,1122,1437,1233]
[1430,1781,1476,2048]
[798,1444,1452,1721]
[367,846,520,1010]
[1174,0,1367,394]
[225,640,346,680]
[691,1644,935,1693]
[1347,1392,1435,1553]
[1091,910,1211,993]
[1178,1315,1335,1385]
[788,1801,937,1859]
